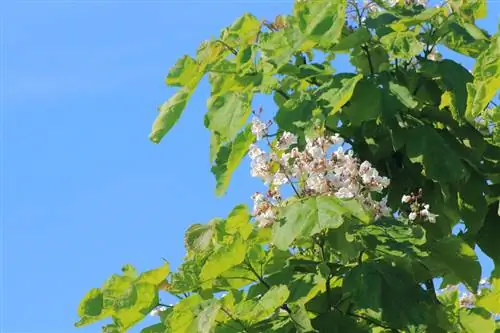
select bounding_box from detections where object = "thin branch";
[215,40,238,55]
[425,279,440,304]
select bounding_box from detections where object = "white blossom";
[401,195,412,203]
[459,293,475,308]
[409,212,417,221]
[251,117,268,140]
[277,132,298,150]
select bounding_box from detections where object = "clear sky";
[2,1,498,333]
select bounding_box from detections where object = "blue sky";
[1,1,498,332]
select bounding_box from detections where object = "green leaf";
[477,271,500,313]
[78,288,104,317]
[331,28,371,52]
[211,125,255,196]
[121,264,138,279]
[425,236,481,291]
[293,0,346,47]
[166,55,201,88]
[389,82,418,109]
[287,273,326,305]
[273,196,370,250]
[343,261,429,327]
[440,19,490,58]
[380,31,424,60]
[466,32,500,119]
[141,323,166,333]
[343,80,383,125]
[477,204,500,266]
[200,236,247,281]
[390,7,446,31]
[320,74,363,115]
[223,13,261,46]
[225,204,252,239]
[289,304,315,332]
[350,44,390,74]
[136,262,170,286]
[205,92,252,142]
[235,285,290,323]
[459,308,495,333]
[196,300,221,333]
[184,223,215,254]
[149,88,191,144]
[405,126,468,183]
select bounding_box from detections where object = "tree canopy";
[76,0,500,332]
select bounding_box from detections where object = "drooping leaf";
[211,125,255,196]
[205,92,253,142]
[459,308,495,333]
[149,88,191,144]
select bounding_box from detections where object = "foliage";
[77,0,500,332]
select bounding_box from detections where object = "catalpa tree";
[76,0,500,332]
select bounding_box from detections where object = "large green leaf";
[205,92,252,142]
[166,55,201,88]
[389,82,418,109]
[293,0,346,47]
[405,126,468,183]
[477,269,500,313]
[136,263,170,286]
[235,285,290,323]
[343,261,429,327]
[390,7,446,31]
[466,31,500,119]
[200,236,247,281]
[78,288,104,317]
[273,196,370,250]
[477,203,500,267]
[459,308,495,333]
[149,88,191,143]
[425,236,481,291]
[342,79,383,125]
[319,74,363,115]
[331,27,371,52]
[380,31,424,60]
[211,126,255,196]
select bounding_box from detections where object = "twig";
[215,40,238,55]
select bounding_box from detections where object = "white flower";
[459,293,475,308]
[248,144,266,160]
[273,172,289,186]
[255,207,276,227]
[306,143,324,160]
[277,132,298,150]
[335,187,356,199]
[420,204,438,223]
[306,173,328,193]
[401,195,412,203]
[251,117,268,140]
[329,133,344,145]
[409,212,417,221]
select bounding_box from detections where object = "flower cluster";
[401,189,438,223]
[249,117,392,227]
